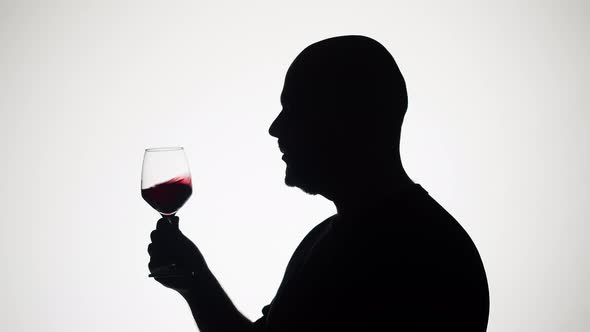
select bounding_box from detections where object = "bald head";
[269,35,409,196]
[283,35,408,139]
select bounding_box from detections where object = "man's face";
[268,37,407,196]
[268,80,342,195]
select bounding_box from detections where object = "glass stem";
[161,213,176,224]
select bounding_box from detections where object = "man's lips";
[278,141,287,154]
[278,142,291,161]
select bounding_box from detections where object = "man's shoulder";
[300,214,336,243]
[311,214,337,234]
[288,215,337,261]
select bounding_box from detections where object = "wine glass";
[141,147,192,277]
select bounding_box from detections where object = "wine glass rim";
[145,146,184,152]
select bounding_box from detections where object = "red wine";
[142,176,192,215]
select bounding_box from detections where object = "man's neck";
[331,169,414,218]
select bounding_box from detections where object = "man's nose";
[268,110,285,138]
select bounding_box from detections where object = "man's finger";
[149,263,178,274]
[156,218,171,231]
[156,216,180,230]
[150,230,162,243]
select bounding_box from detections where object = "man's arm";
[148,217,255,332]
[178,267,253,332]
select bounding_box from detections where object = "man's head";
[269,35,408,197]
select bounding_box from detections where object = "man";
[147,35,489,331]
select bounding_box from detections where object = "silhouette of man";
[147,35,489,331]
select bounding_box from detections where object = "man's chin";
[284,169,320,195]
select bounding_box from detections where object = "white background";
[1,1,588,331]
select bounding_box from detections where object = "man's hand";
[148,216,206,294]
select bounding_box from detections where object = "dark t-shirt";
[252,184,489,331]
